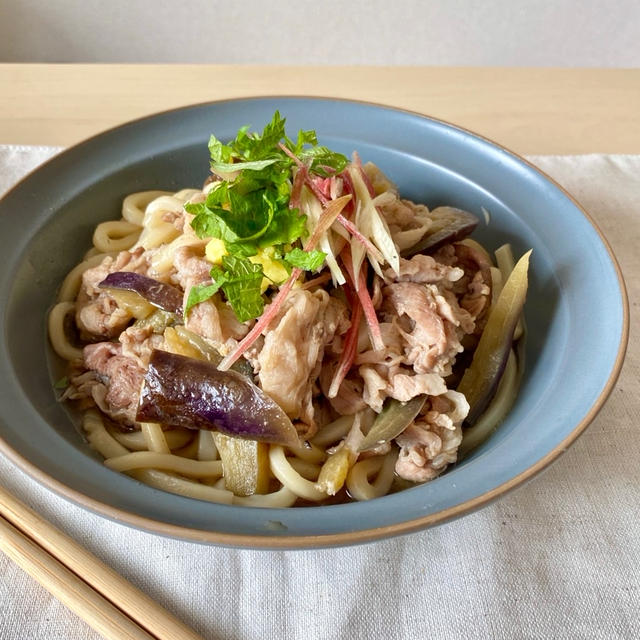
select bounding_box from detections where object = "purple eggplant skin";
[401,207,479,257]
[462,351,510,427]
[99,272,184,314]
[457,250,531,426]
[136,350,300,448]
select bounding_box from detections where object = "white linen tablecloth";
[0,147,638,640]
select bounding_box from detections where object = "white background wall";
[0,0,638,66]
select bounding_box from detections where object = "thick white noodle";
[57,252,116,302]
[287,458,322,480]
[83,411,233,504]
[233,486,298,508]
[128,469,233,504]
[48,302,83,360]
[347,449,398,501]
[269,446,328,502]
[172,436,201,460]
[83,246,104,260]
[311,415,355,447]
[104,452,223,478]
[83,410,130,459]
[122,191,171,224]
[133,194,186,250]
[284,442,326,464]
[213,477,227,490]
[140,422,170,454]
[197,431,218,461]
[109,428,193,452]
[93,220,141,253]
[172,188,201,203]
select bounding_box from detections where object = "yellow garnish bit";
[249,248,289,293]
[205,238,227,265]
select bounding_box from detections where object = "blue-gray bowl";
[0,97,628,548]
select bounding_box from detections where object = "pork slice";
[184,298,224,344]
[377,197,432,251]
[181,207,202,237]
[119,325,164,368]
[432,242,493,333]
[359,365,388,413]
[173,245,213,290]
[355,321,404,366]
[396,425,443,481]
[75,247,150,340]
[62,370,100,402]
[437,289,476,335]
[379,196,417,230]
[432,243,457,266]
[217,301,250,341]
[173,245,229,346]
[162,208,184,231]
[460,270,491,328]
[258,289,348,431]
[82,341,144,427]
[454,243,492,332]
[387,371,447,402]
[357,359,447,412]
[319,367,367,416]
[383,282,447,372]
[385,254,464,285]
[181,290,250,353]
[76,296,132,341]
[383,282,467,376]
[395,390,468,482]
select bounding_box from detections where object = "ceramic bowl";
[0,98,628,547]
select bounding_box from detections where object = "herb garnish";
[184,111,346,321]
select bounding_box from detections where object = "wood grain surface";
[1,65,638,154]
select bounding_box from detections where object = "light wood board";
[1,65,638,154]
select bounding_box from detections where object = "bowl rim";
[0,96,629,548]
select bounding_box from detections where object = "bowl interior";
[0,98,626,546]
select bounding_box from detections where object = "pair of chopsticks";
[0,484,204,640]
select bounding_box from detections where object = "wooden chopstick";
[0,514,155,639]
[0,485,204,640]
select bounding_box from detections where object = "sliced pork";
[258,289,348,434]
[395,391,468,482]
[81,341,143,426]
[382,282,454,375]
[172,246,249,352]
[68,325,162,427]
[75,248,150,340]
[319,369,367,416]
[173,245,213,290]
[119,325,164,368]
[433,242,493,333]
[387,254,464,285]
